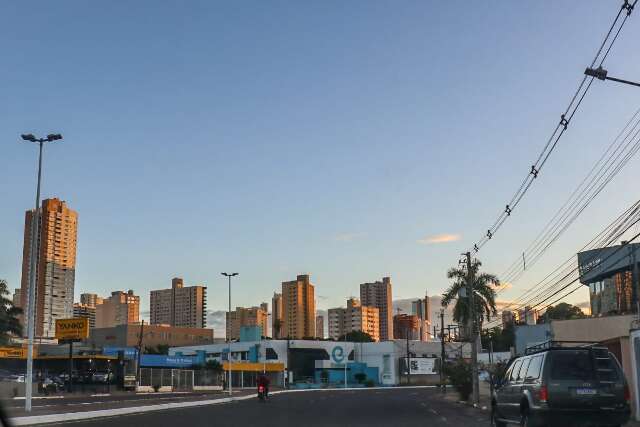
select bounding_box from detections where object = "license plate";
[576,388,597,395]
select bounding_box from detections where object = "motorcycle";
[257,384,267,401]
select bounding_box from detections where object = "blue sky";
[1,1,640,330]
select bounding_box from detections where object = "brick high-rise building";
[281,274,316,339]
[226,304,269,340]
[272,292,283,338]
[96,290,140,328]
[393,313,420,340]
[20,198,78,337]
[73,303,97,328]
[150,277,207,328]
[360,277,393,340]
[80,293,103,308]
[315,315,325,339]
[13,289,22,309]
[328,298,380,341]
[412,292,431,341]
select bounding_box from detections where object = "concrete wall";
[551,315,635,342]
[0,382,37,399]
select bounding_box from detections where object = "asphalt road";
[3,391,235,417]
[44,388,489,426]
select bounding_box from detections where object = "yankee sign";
[55,318,89,341]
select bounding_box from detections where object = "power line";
[497,107,640,286]
[465,1,635,257]
[484,199,640,328]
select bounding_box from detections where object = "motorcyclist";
[257,373,270,398]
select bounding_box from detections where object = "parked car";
[491,342,630,427]
[91,372,111,383]
[6,374,25,383]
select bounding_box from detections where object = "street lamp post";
[221,272,238,397]
[585,66,640,88]
[20,133,62,412]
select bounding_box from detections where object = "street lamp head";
[21,134,37,142]
[46,134,63,142]
[221,272,239,277]
[584,66,608,81]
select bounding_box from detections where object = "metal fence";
[139,368,224,390]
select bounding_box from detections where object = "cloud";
[207,310,227,338]
[493,282,512,291]
[417,233,461,245]
[334,232,366,242]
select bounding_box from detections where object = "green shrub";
[354,373,367,384]
[444,359,472,401]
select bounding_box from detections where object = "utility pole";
[406,327,410,385]
[221,272,238,397]
[465,251,480,406]
[440,309,446,393]
[21,133,62,412]
[488,340,495,398]
[136,320,144,387]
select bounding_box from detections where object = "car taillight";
[538,385,548,403]
[624,384,630,403]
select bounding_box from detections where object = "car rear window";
[517,358,530,381]
[509,359,522,382]
[594,353,620,382]
[550,350,594,381]
[525,355,543,379]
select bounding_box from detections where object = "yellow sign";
[222,362,285,372]
[0,347,28,358]
[55,318,89,340]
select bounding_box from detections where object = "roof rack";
[524,340,607,355]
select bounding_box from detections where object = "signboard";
[0,347,28,358]
[55,318,89,341]
[406,357,436,375]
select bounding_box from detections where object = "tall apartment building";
[412,292,431,341]
[73,303,97,328]
[316,315,325,339]
[272,293,283,338]
[393,313,420,340]
[281,274,316,339]
[360,277,393,340]
[80,293,103,307]
[13,289,22,308]
[226,303,269,340]
[96,290,140,328]
[150,278,207,328]
[20,198,78,337]
[328,298,380,341]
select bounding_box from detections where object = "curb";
[10,386,439,425]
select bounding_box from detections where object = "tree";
[541,303,586,322]
[204,360,223,372]
[480,324,514,352]
[0,279,22,345]
[144,344,169,355]
[337,330,374,342]
[442,259,499,329]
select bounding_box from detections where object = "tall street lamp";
[585,66,640,88]
[20,133,63,412]
[221,272,238,397]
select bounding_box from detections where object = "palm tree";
[441,259,499,330]
[0,279,22,345]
